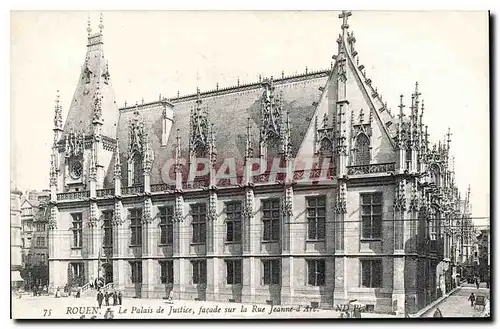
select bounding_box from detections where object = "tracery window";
[354,134,370,165]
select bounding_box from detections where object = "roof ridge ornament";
[339,10,352,43]
[189,87,211,157]
[87,14,92,37]
[53,90,63,131]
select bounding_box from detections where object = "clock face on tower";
[70,160,83,179]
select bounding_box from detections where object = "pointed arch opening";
[354,133,370,166]
[429,164,440,187]
[129,153,143,186]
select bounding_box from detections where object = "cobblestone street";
[423,284,490,318]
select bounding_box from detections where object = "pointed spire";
[87,14,92,37]
[196,87,201,107]
[89,144,97,181]
[446,127,452,153]
[244,118,253,160]
[93,80,103,122]
[397,95,405,148]
[425,125,429,152]
[209,123,217,165]
[398,94,405,122]
[143,134,154,174]
[53,90,63,130]
[339,11,352,37]
[419,99,425,131]
[114,139,121,180]
[99,13,104,35]
[49,155,58,187]
[413,81,421,117]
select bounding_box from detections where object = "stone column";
[333,183,346,306]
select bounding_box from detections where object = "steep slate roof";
[111,71,330,186]
[99,13,403,187]
[62,31,119,139]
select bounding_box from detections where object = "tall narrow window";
[226,201,242,243]
[406,147,412,170]
[307,196,326,240]
[133,156,143,186]
[159,206,174,245]
[361,193,382,239]
[262,199,280,241]
[71,262,84,276]
[360,259,382,288]
[307,259,326,286]
[192,260,207,284]
[354,133,370,165]
[130,261,142,283]
[159,260,174,284]
[226,259,242,284]
[191,204,206,244]
[102,210,113,248]
[262,259,281,285]
[130,209,142,246]
[71,213,83,248]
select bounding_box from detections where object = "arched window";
[429,164,440,187]
[354,134,370,165]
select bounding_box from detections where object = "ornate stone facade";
[47,12,471,315]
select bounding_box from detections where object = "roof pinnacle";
[87,14,92,36]
[339,11,352,36]
[99,13,104,34]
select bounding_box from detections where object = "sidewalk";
[422,285,490,318]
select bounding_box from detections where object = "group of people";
[96,289,122,308]
[31,284,48,296]
[89,277,105,290]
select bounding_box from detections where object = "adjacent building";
[20,190,50,289]
[47,12,471,314]
[11,189,24,289]
[476,228,490,283]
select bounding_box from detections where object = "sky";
[10,10,490,226]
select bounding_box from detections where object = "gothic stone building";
[47,12,464,314]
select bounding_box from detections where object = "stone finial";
[53,90,63,130]
[99,13,104,34]
[339,11,352,34]
[87,14,92,36]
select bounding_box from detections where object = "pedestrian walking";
[113,291,118,306]
[468,293,476,307]
[104,291,110,306]
[97,290,104,308]
[55,287,61,298]
[476,277,480,289]
[118,290,123,305]
[433,308,443,317]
